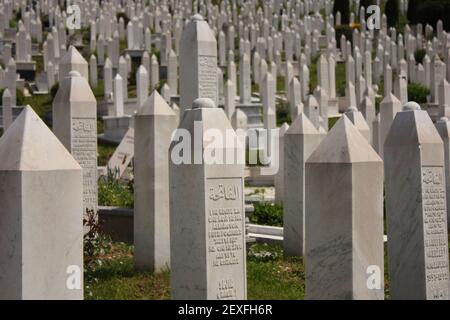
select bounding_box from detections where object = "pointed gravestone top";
[54,70,96,103]
[61,45,87,65]
[287,113,319,135]
[386,104,443,147]
[137,90,176,116]
[307,115,381,164]
[0,106,81,171]
[280,122,290,135]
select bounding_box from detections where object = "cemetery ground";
[85,241,304,300]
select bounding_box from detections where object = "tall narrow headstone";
[169,98,247,299]
[2,88,13,130]
[306,116,384,299]
[136,65,149,108]
[180,14,218,112]
[284,113,321,257]
[435,117,450,230]
[0,106,83,299]
[379,93,402,158]
[385,102,450,299]
[274,123,290,204]
[59,46,89,82]
[134,91,177,272]
[239,53,251,104]
[53,71,98,216]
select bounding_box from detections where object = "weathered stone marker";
[0,106,83,299]
[134,91,177,272]
[305,115,384,299]
[53,71,98,215]
[284,113,321,257]
[169,98,247,299]
[180,14,218,112]
[385,102,450,300]
[435,117,450,230]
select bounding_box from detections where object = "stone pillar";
[180,14,218,113]
[0,106,83,299]
[2,88,13,130]
[134,91,177,272]
[53,71,98,216]
[274,123,289,204]
[239,53,251,104]
[345,106,370,141]
[385,102,450,300]
[136,65,149,109]
[305,115,384,299]
[284,113,321,257]
[379,93,402,158]
[436,117,450,230]
[59,46,88,82]
[169,98,247,299]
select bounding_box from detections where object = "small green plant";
[276,100,291,126]
[98,169,134,208]
[414,49,426,65]
[250,202,283,227]
[83,208,113,272]
[408,82,430,104]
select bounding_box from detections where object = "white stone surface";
[284,113,321,257]
[134,91,177,272]
[169,98,247,299]
[305,115,384,300]
[53,71,98,216]
[0,106,83,299]
[385,103,450,299]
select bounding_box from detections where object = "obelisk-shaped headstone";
[53,71,98,216]
[59,45,89,82]
[436,117,450,230]
[169,98,247,299]
[305,116,384,299]
[134,91,178,272]
[385,102,450,300]
[0,106,83,299]
[284,113,321,257]
[180,15,218,112]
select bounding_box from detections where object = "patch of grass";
[23,93,52,120]
[86,242,305,300]
[98,142,116,166]
[85,242,170,300]
[276,99,291,126]
[98,169,134,208]
[328,116,340,129]
[247,243,305,300]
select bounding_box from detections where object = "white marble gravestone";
[53,71,98,216]
[305,115,384,300]
[284,113,321,257]
[134,90,177,272]
[180,14,218,112]
[0,106,83,299]
[169,98,247,299]
[385,102,450,300]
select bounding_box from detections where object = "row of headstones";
[280,101,450,299]
[2,77,449,300]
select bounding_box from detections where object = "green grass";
[23,93,53,120]
[85,242,170,300]
[86,242,306,300]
